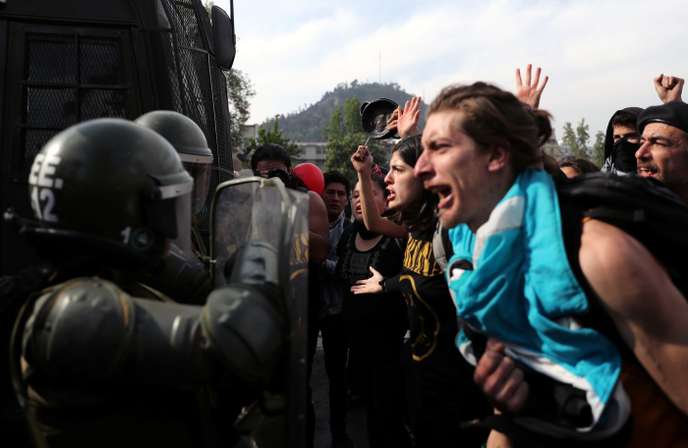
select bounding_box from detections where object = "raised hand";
[515,64,549,109]
[397,96,422,138]
[654,74,684,103]
[351,145,373,174]
[350,266,384,295]
[386,107,400,131]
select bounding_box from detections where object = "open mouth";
[430,184,453,211]
[387,188,396,202]
[637,166,657,177]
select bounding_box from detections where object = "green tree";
[562,119,592,159]
[591,131,605,167]
[244,118,302,160]
[226,69,255,152]
[562,122,579,156]
[324,97,389,183]
[575,119,591,157]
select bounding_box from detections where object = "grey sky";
[215,0,688,139]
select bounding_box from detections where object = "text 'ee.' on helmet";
[135,111,214,217]
[27,118,193,260]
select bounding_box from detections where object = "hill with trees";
[262,80,424,142]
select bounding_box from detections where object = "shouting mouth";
[430,185,453,213]
[637,166,658,178]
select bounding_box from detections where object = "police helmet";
[26,118,193,261]
[136,111,214,217]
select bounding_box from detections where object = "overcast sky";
[213,0,688,139]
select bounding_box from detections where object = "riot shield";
[210,176,308,448]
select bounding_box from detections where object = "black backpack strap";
[584,206,646,224]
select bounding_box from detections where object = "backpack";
[556,172,688,295]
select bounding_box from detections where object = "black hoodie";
[601,107,643,174]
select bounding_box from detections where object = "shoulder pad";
[23,277,135,379]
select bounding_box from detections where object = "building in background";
[240,123,259,142]
[294,142,327,169]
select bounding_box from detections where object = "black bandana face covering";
[613,138,640,174]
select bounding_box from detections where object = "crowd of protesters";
[252,65,688,448]
[8,47,688,447]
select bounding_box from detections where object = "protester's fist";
[515,64,549,109]
[474,339,529,413]
[351,145,373,174]
[398,96,422,138]
[654,74,684,104]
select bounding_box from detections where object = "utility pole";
[378,50,382,83]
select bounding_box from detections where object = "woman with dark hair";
[350,98,490,447]
[414,82,688,447]
[335,174,409,448]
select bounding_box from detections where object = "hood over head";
[602,107,643,174]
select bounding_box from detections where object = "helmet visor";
[183,161,211,216]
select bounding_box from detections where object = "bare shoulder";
[308,190,326,211]
[579,221,688,415]
[579,219,650,294]
[307,191,328,237]
[579,218,687,329]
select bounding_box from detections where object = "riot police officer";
[10,118,288,448]
[135,110,215,303]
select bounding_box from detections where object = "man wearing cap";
[600,75,684,176]
[636,100,688,204]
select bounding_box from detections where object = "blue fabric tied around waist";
[446,169,620,422]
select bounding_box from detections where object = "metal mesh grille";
[24,130,58,170]
[178,48,209,129]
[212,66,232,180]
[167,0,205,49]
[17,32,127,178]
[80,38,125,85]
[160,0,234,223]
[189,50,211,126]
[165,35,183,110]
[163,0,213,142]
[25,88,78,128]
[162,0,224,180]
[81,89,126,120]
[27,35,77,83]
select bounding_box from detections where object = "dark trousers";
[406,344,491,448]
[348,321,411,448]
[307,313,350,445]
